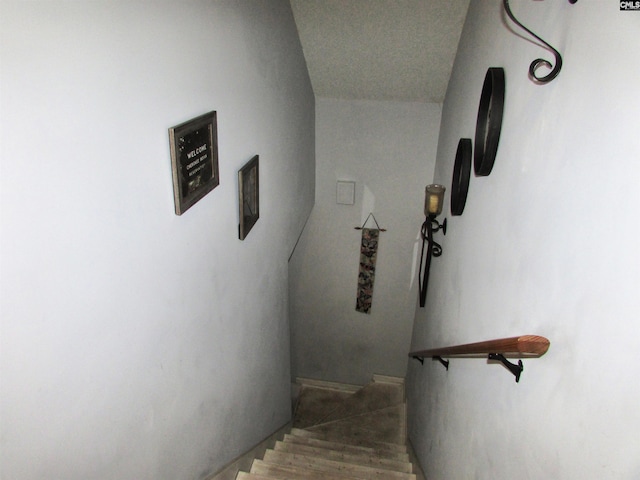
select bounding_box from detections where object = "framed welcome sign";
[169,111,219,215]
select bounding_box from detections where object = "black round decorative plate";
[474,67,505,176]
[451,138,472,216]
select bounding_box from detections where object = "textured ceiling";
[290,0,470,103]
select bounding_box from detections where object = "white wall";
[0,2,314,479]
[289,98,441,386]
[407,1,640,479]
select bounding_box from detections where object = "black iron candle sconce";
[418,184,447,307]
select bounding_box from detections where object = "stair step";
[250,460,365,480]
[293,385,355,429]
[260,451,416,479]
[274,441,412,473]
[282,433,410,462]
[289,427,407,453]
[306,404,407,447]
[235,472,275,480]
[235,378,423,480]
[315,381,405,425]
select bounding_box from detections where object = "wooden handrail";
[409,335,550,359]
[409,335,550,382]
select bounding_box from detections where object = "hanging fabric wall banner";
[355,227,379,314]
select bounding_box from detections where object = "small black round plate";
[451,138,472,216]
[474,67,505,176]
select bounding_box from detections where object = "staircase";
[235,376,423,479]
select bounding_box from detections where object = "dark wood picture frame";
[169,111,219,215]
[238,155,259,240]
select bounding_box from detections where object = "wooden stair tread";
[282,433,409,461]
[274,441,412,472]
[260,451,416,479]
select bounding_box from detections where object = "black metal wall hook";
[503,0,575,84]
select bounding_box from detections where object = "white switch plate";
[336,180,356,205]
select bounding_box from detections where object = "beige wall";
[289,97,441,385]
[407,1,640,478]
[0,2,314,479]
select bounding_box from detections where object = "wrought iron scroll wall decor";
[503,0,577,84]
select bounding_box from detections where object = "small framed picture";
[238,155,259,240]
[169,111,219,215]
